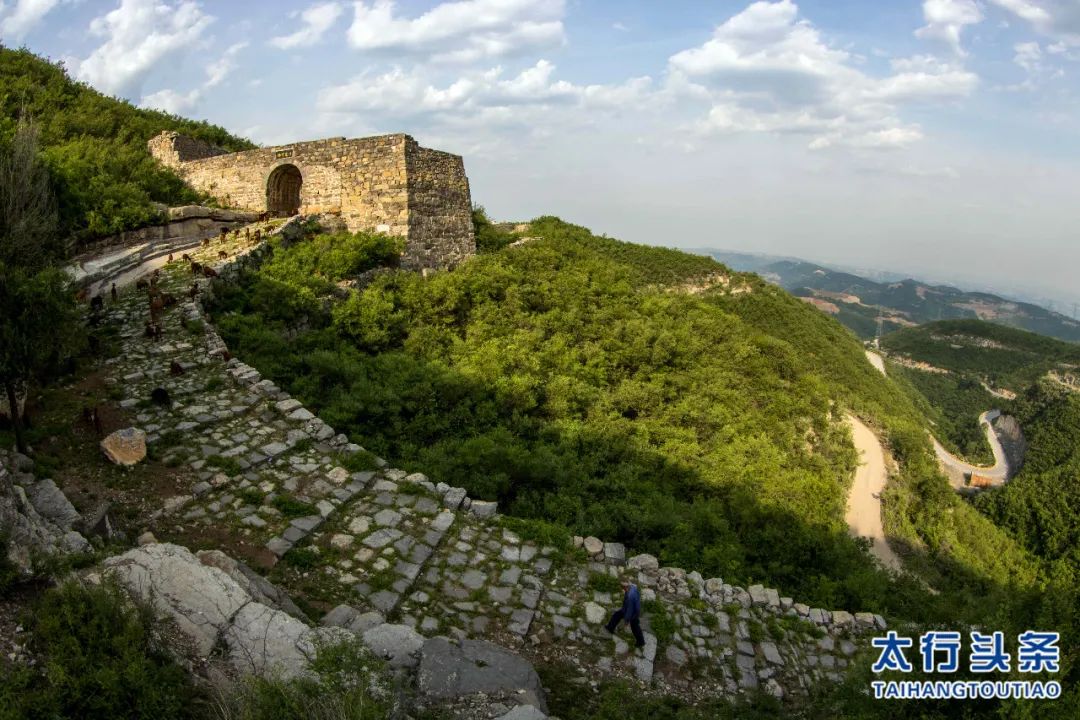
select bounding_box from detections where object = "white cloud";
[915,0,983,55]
[666,1,976,150]
[1014,40,1043,71]
[76,0,213,97]
[270,1,342,49]
[205,41,247,88]
[140,87,200,114]
[0,0,60,39]
[318,59,650,120]
[989,0,1080,44]
[346,0,565,63]
[140,41,245,113]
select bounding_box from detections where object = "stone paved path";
[94,220,887,701]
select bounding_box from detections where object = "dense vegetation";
[882,319,1080,390]
[887,364,996,465]
[0,46,253,245]
[975,382,1080,565]
[0,581,196,720]
[0,581,394,720]
[212,217,1022,626]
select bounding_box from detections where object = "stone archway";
[266,164,302,216]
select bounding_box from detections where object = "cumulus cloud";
[666,0,977,150]
[989,0,1080,44]
[140,87,200,114]
[0,0,61,40]
[915,0,984,55]
[76,0,213,98]
[1014,40,1044,71]
[346,0,565,62]
[141,41,246,113]
[318,59,650,117]
[205,41,247,87]
[270,1,342,49]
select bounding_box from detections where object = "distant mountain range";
[705,250,1080,343]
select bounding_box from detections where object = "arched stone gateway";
[266,164,302,217]
[148,131,475,271]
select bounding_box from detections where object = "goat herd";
[80,223,266,345]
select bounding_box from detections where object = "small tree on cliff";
[0,116,81,453]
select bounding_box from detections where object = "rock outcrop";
[0,452,90,575]
[418,637,547,712]
[103,543,347,679]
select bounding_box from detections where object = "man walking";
[605,579,645,648]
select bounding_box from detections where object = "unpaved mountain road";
[844,414,902,572]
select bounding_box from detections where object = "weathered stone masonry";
[148,131,475,271]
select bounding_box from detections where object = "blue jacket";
[622,584,641,621]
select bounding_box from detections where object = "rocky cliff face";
[0,450,90,576]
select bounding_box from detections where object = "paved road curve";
[932,410,1010,490]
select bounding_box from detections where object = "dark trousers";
[605,609,645,647]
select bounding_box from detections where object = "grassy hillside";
[208,217,1058,647]
[0,46,254,245]
[881,318,1080,390]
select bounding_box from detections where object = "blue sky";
[3,0,1080,306]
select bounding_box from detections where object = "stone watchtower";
[148,131,476,270]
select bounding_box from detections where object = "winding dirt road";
[844,414,902,572]
[932,410,1010,490]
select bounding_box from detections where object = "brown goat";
[202,266,218,279]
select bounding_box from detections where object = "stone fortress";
[148,131,475,271]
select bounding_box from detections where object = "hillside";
[710,250,1080,343]
[881,319,1080,392]
[207,217,1056,635]
[0,46,254,244]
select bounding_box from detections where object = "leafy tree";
[0,117,83,453]
[0,46,254,244]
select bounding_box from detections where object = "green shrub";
[643,599,677,644]
[0,580,196,719]
[282,547,320,570]
[211,639,390,720]
[237,488,265,505]
[272,494,318,519]
[0,535,20,597]
[206,454,242,476]
[587,572,623,594]
[335,450,379,473]
[499,516,572,551]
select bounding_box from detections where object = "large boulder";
[197,549,304,618]
[418,637,547,712]
[104,544,250,656]
[100,427,147,466]
[105,543,343,679]
[361,623,424,669]
[225,602,350,680]
[26,479,82,529]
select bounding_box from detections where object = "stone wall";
[404,142,476,270]
[148,131,475,270]
[147,131,228,169]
